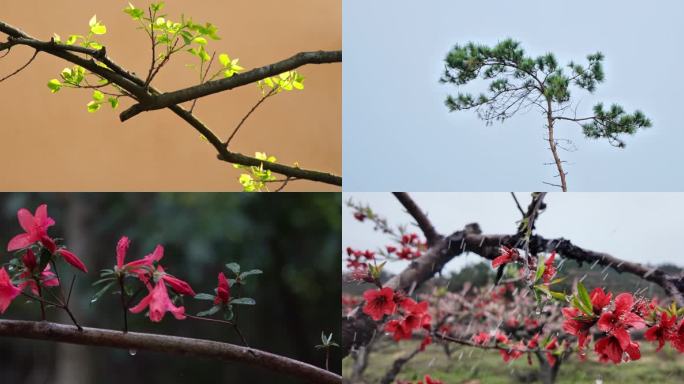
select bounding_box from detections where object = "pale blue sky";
[343,0,683,191]
[343,193,684,274]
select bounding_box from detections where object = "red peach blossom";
[644,312,676,352]
[491,246,519,268]
[362,287,396,321]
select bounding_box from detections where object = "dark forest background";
[0,193,341,384]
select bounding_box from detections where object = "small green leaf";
[92,277,115,286]
[87,101,101,113]
[92,90,104,101]
[225,262,240,275]
[91,281,116,304]
[151,2,165,11]
[108,97,119,109]
[66,35,79,45]
[47,79,62,93]
[193,37,207,45]
[230,297,256,305]
[91,24,107,35]
[196,305,221,317]
[535,255,545,282]
[240,269,263,278]
[194,293,216,301]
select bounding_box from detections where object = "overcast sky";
[343,192,684,274]
[343,0,684,191]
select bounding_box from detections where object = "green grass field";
[343,340,684,383]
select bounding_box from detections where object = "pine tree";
[440,39,651,191]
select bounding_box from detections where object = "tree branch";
[120,50,342,121]
[392,192,442,246]
[0,319,340,384]
[0,20,341,187]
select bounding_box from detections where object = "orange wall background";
[0,0,341,191]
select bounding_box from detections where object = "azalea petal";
[7,233,32,251]
[116,236,130,269]
[162,274,196,296]
[35,204,55,229]
[129,290,153,314]
[57,249,88,273]
[0,268,21,313]
[17,208,34,234]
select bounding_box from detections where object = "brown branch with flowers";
[0,203,339,383]
[0,319,340,384]
[342,192,684,361]
[0,9,342,189]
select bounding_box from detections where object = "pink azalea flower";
[0,267,21,313]
[7,204,56,251]
[129,280,186,322]
[214,272,230,305]
[19,249,59,295]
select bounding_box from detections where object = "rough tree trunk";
[535,351,561,384]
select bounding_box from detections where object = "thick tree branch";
[392,192,441,246]
[120,50,342,121]
[0,320,340,384]
[0,20,341,187]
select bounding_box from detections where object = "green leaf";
[91,24,107,35]
[124,3,144,20]
[47,79,62,93]
[87,101,101,113]
[219,53,230,67]
[239,269,263,278]
[547,289,568,301]
[535,254,545,282]
[577,282,592,313]
[66,35,79,45]
[225,262,240,275]
[194,293,216,301]
[230,297,256,306]
[196,305,221,317]
[193,37,207,45]
[151,2,165,11]
[91,281,116,304]
[108,97,119,109]
[92,277,115,286]
[92,90,104,101]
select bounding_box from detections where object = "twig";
[225,87,277,147]
[0,49,37,82]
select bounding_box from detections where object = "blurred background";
[0,0,340,191]
[0,193,341,383]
